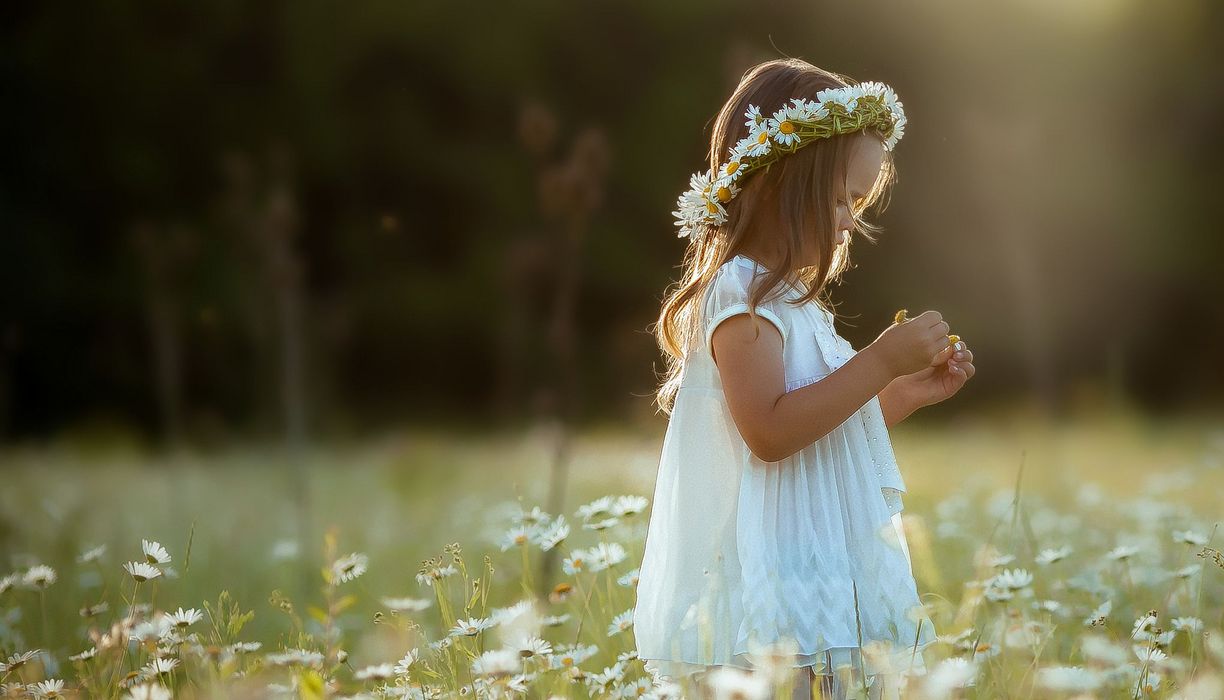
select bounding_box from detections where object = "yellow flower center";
[716,186,732,203]
[779,121,795,134]
[725,161,740,175]
[706,201,720,215]
[757,132,768,145]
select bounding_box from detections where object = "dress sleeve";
[702,265,789,363]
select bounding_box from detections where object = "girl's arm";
[711,314,898,463]
[879,378,922,428]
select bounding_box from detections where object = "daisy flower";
[576,496,616,522]
[471,649,521,678]
[991,568,1034,590]
[415,562,458,587]
[511,506,551,527]
[1036,665,1103,692]
[923,657,979,694]
[142,540,171,565]
[1174,529,1208,546]
[28,679,65,698]
[124,561,162,582]
[164,607,204,628]
[1106,544,1139,561]
[393,649,419,676]
[562,550,591,576]
[534,516,570,551]
[77,544,106,564]
[0,649,41,674]
[68,647,97,662]
[509,635,553,659]
[617,568,640,588]
[549,643,598,669]
[142,656,180,675]
[330,552,368,584]
[743,104,766,132]
[499,525,535,551]
[354,662,395,681]
[1172,616,1203,633]
[1035,545,1072,565]
[589,542,627,571]
[606,608,634,636]
[380,596,432,612]
[541,613,570,627]
[766,105,803,147]
[123,684,171,700]
[490,599,535,627]
[22,564,57,589]
[582,516,620,531]
[0,573,17,595]
[744,129,772,158]
[448,616,495,638]
[1082,599,1112,626]
[704,667,770,700]
[265,648,324,667]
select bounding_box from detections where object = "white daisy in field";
[612,494,648,516]
[562,550,591,575]
[471,649,521,678]
[143,656,180,675]
[165,607,204,628]
[123,683,171,700]
[617,649,639,663]
[534,516,570,551]
[1036,665,1103,692]
[380,596,432,612]
[1083,599,1112,626]
[925,657,979,694]
[511,506,551,527]
[415,563,457,587]
[935,627,974,646]
[617,567,640,587]
[499,525,536,551]
[1106,544,1139,561]
[28,679,65,698]
[509,634,553,659]
[992,568,1033,590]
[549,643,598,669]
[265,648,324,667]
[1174,529,1209,546]
[590,542,627,571]
[1131,611,1158,639]
[580,517,618,532]
[490,600,535,626]
[541,613,570,627]
[393,649,419,676]
[227,641,261,654]
[124,561,162,582]
[1,649,41,673]
[77,544,106,564]
[449,616,495,638]
[330,552,368,583]
[0,573,17,594]
[427,637,453,653]
[988,553,1016,567]
[68,647,97,661]
[576,496,616,522]
[1032,599,1063,615]
[1133,644,1169,665]
[130,617,173,643]
[705,666,770,699]
[142,540,171,565]
[1172,564,1199,579]
[22,564,57,589]
[606,608,634,636]
[983,586,1013,602]
[587,660,626,692]
[354,662,395,681]
[1036,545,1072,565]
[1172,616,1203,634]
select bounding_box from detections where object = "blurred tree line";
[1,0,1221,448]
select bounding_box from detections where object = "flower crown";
[672,81,907,240]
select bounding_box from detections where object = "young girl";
[633,59,977,699]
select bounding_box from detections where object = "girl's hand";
[898,339,976,407]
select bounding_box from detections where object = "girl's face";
[832,134,886,247]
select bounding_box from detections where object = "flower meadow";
[2,425,1223,698]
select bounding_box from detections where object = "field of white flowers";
[1,412,1222,698]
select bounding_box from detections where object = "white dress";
[633,254,937,694]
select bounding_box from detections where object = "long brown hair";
[652,58,898,415]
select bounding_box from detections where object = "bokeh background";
[2,1,1223,693]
